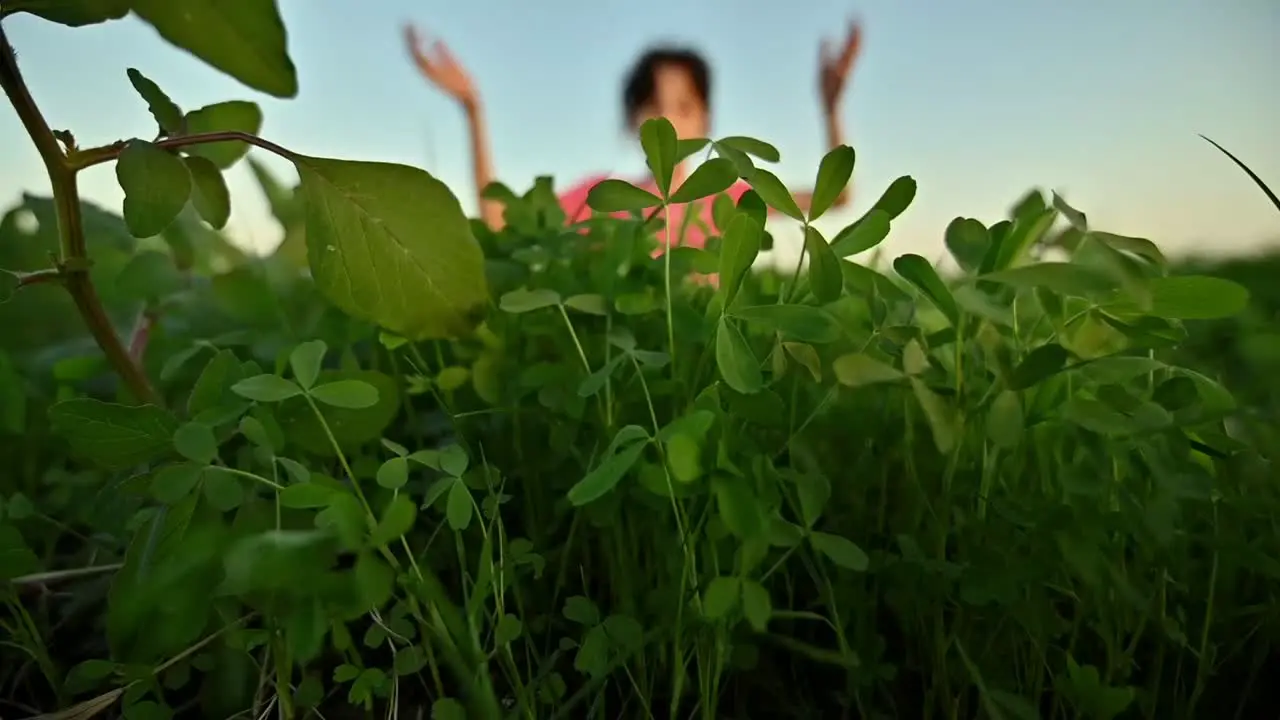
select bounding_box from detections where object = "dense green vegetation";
[1,3,1276,719]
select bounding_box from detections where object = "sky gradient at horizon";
[1,0,1277,267]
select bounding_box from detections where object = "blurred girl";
[403,21,862,250]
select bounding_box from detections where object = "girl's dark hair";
[622,46,711,126]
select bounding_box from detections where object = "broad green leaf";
[675,137,711,163]
[665,433,702,483]
[232,374,302,402]
[185,349,242,417]
[150,463,203,504]
[639,117,679,196]
[712,474,763,539]
[181,100,264,168]
[116,140,191,238]
[702,576,740,618]
[566,436,647,506]
[564,293,607,315]
[717,136,780,163]
[173,422,217,464]
[563,595,600,625]
[393,646,427,677]
[1105,276,1249,320]
[126,68,183,134]
[810,531,869,571]
[353,551,396,609]
[736,189,768,226]
[1052,191,1087,231]
[669,158,738,204]
[289,340,327,390]
[783,342,822,381]
[6,0,128,26]
[711,142,757,177]
[435,366,470,391]
[808,145,855,220]
[585,179,662,212]
[310,380,379,409]
[833,354,904,387]
[894,254,959,326]
[715,317,762,394]
[130,0,297,98]
[711,192,737,231]
[804,226,842,303]
[977,263,1116,298]
[987,390,1024,448]
[376,457,408,489]
[1090,231,1166,268]
[432,698,467,720]
[0,525,39,582]
[733,304,841,344]
[944,217,990,273]
[911,378,959,453]
[747,168,804,221]
[295,155,489,340]
[578,356,623,398]
[439,444,469,477]
[446,480,473,531]
[48,399,178,471]
[494,614,524,646]
[369,494,417,547]
[278,482,333,509]
[184,156,231,228]
[991,208,1056,272]
[499,287,561,314]
[719,213,762,308]
[202,468,244,510]
[741,579,772,631]
[1009,344,1069,390]
[902,340,929,375]
[870,175,917,220]
[830,209,891,258]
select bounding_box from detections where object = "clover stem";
[784,222,811,305]
[629,356,695,581]
[662,201,677,371]
[0,26,160,406]
[556,304,592,374]
[214,466,284,491]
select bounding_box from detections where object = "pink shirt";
[557,173,752,255]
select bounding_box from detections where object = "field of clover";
[1,3,1277,720]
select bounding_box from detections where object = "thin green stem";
[783,222,811,305]
[215,466,284,491]
[557,304,592,374]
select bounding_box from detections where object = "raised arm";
[404,25,505,230]
[791,21,862,215]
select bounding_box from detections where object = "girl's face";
[632,62,709,140]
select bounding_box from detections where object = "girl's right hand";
[403,24,479,109]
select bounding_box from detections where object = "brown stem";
[0,24,160,405]
[71,130,297,171]
[128,309,157,363]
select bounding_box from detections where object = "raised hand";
[403,23,479,109]
[819,20,862,113]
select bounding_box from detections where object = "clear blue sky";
[2,0,1277,268]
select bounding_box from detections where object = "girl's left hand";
[820,21,862,113]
